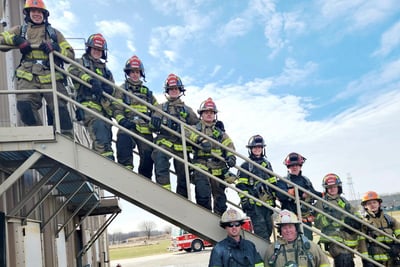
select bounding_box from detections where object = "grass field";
[109,239,171,260]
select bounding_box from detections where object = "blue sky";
[44,0,400,232]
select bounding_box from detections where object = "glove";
[389,244,400,257]
[199,139,212,153]
[119,118,135,130]
[150,116,162,131]
[89,79,103,97]
[39,40,60,54]
[344,216,362,230]
[225,155,236,167]
[13,35,32,55]
[224,171,237,184]
[102,83,114,95]
[259,193,270,203]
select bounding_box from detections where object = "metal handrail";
[2,45,398,265]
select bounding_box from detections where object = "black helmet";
[246,135,266,157]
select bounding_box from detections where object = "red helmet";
[322,173,342,194]
[23,0,49,19]
[283,152,306,167]
[86,33,108,59]
[164,73,185,93]
[361,191,382,206]
[197,98,218,115]
[124,55,145,79]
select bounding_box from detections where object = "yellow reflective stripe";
[130,104,148,113]
[194,163,208,171]
[82,101,102,112]
[37,72,64,83]
[59,41,71,57]
[255,263,264,267]
[81,73,91,82]
[189,132,199,142]
[115,115,125,122]
[101,151,114,157]
[15,69,33,81]
[344,239,358,247]
[221,138,232,147]
[394,229,400,236]
[135,124,151,134]
[157,138,173,148]
[320,264,330,267]
[25,50,48,60]
[372,254,390,261]
[211,169,223,176]
[268,176,277,183]
[237,178,250,184]
[0,31,14,45]
[163,184,171,190]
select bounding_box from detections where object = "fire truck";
[170,218,253,252]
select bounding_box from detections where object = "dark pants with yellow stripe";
[152,147,188,198]
[116,130,153,179]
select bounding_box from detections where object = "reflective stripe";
[163,184,171,190]
[82,101,102,112]
[59,41,72,57]
[255,263,264,267]
[372,253,390,261]
[81,73,91,82]
[0,31,14,44]
[211,168,223,176]
[135,124,151,134]
[37,72,64,83]
[156,138,192,152]
[128,104,148,113]
[15,69,33,81]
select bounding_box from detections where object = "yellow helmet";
[23,0,49,18]
[219,208,245,228]
[276,209,300,225]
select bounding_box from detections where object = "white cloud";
[336,59,400,101]
[216,17,252,44]
[95,20,133,38]
[372,21,400,57]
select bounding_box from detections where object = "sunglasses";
[226,222,242,228]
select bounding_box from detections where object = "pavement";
[110,248,212,267]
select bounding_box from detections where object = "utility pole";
[346,173,357,201]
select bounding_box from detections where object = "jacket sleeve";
[55,29,75,60]
[208,244,223,267]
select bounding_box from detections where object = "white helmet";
[220,208,246,228]
[276,209,300,225]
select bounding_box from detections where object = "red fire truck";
[170,218,253,252]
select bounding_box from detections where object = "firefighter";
[276,152,322,240]
[150,73,198,197]
[186,97,236,215]
[68,33,115,160]
[113,55,158,178]
[209,208,264,267]
[264,209,331,267]
[0,0,74,135]
[236,134,277,241]
[314,173,361,267]
[359,191,400,267]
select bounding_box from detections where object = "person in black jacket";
[236,135,277,241]
[276,152,322,240]
[209,208,264,267]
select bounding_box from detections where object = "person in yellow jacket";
[265,209,331,267]
[314,173,361,267]
[113,55,158,178]
[359,191,400,267]
[186,97,236,215]
[0,0,74,135]
[150,73,198,197]
[68,33,115,159]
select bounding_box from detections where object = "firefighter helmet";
[164,73,185,93]
[197,97,218,115]
[124,55,145,79]
[361,191,382,206]
[246,135,266,157]
[322,173,342,194]
[276,209,301,225]
[86,33,108,60]
[23,0,49,18]
[219,208,245,228]
[283,152,306,167]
